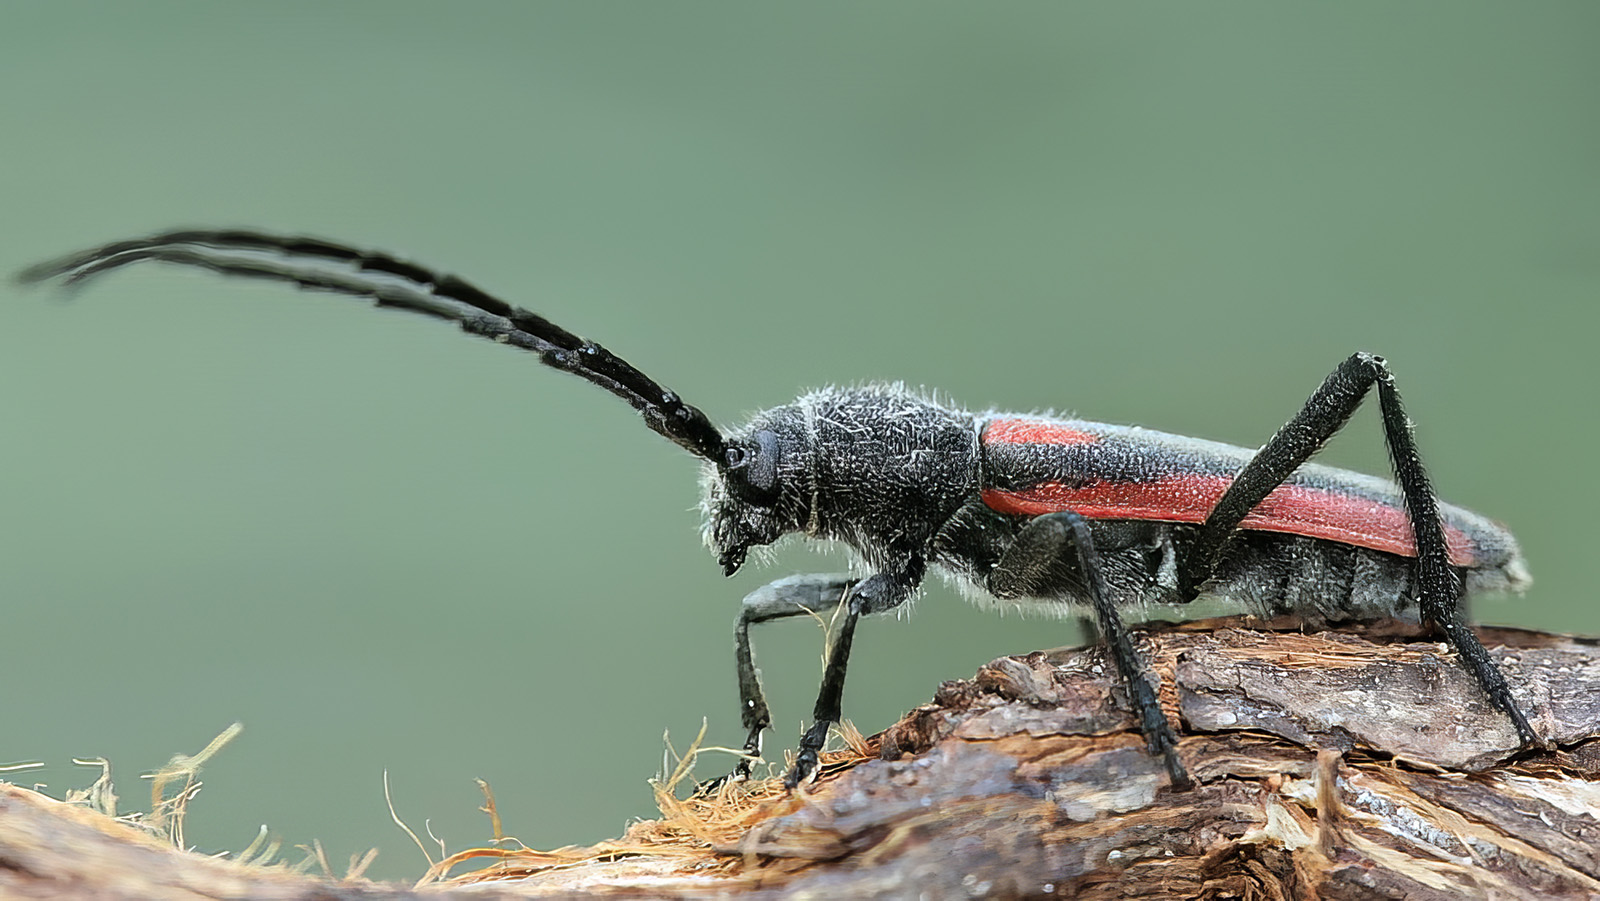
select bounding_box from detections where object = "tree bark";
[4,620,1598,900]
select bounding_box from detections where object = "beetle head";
[702,408,813,575]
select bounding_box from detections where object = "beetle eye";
[723,430,781,504]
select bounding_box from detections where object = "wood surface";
[4,620,1597,900]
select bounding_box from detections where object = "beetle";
[18,229,1544,790]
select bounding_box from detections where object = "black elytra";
[19,230,1544,790]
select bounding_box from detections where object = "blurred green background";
[2,1,1595,881]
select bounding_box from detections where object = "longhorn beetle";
[18,230,1544,790]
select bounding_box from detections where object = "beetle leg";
[785,561,924,789]
[1182,352,1543,749]
[695,574,857,793]
[992,513,1191,789]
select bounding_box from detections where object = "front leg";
[785,559,925,788]
[701,574,856,790]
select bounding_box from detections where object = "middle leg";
[991,512,1191,789]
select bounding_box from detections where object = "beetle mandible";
[18,229,1544,789]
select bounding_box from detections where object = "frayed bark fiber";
[5,620,1599,900]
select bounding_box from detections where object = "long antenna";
[18,229,727,461]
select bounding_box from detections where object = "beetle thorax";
[703,386,979,574]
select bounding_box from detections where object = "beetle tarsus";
[693,757,754,796]
[784,720,834,788]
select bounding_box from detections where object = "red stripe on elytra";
[981,475,1476,566]
[984,419,1100,446]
